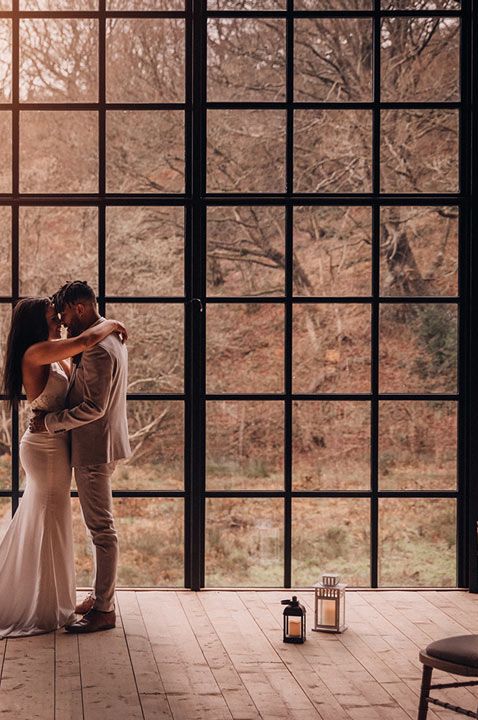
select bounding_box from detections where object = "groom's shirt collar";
[90,315,105,328]
[71,317,105,366]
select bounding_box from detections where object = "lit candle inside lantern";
[282,596,306,643]
[288,618,302,637]
[313,576,347,633]
[322,599,336,626]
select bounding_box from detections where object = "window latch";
[189,298,204,313]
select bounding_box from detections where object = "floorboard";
[0,590,477,720]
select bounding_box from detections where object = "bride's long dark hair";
[2,298,50,406]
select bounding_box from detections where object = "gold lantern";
[312,573,347,633]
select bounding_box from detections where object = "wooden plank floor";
[1,591,477,720]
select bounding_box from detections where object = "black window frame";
[0,0,476,591]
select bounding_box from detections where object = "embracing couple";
[0,280,131,638]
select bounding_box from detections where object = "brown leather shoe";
[75,594,95,615]
[65,608,116,634]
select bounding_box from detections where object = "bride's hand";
[29,411,47,434]
[111,320,128,343]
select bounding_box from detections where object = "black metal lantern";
[281,596,306,643]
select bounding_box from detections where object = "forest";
[0,0,460,588]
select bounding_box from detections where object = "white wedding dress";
[0,362,76,638]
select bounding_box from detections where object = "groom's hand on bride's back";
[29,411,47,434]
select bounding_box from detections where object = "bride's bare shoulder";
[21,361,50,403]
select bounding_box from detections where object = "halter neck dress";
[0,362,76,638]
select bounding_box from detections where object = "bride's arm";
[23,319,127,367]
[59,358,71,378]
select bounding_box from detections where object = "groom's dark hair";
[52,280,97,313]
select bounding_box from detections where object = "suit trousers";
[75,462,118,612]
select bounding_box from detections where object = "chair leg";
[417,664,433,720]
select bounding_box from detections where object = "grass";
[0,461,458,588]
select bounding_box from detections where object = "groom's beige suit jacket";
[44,318,131,468]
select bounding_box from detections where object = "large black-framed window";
[0,0,475,590]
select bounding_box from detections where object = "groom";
[30,280,131,633]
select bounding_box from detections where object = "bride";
[0,297,126,638]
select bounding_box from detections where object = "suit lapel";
[66,318,104,394]
[68,357,80,393]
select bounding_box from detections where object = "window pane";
[106,110,184,194]
[381,17,459,102]
[106,19,184,103]
[296,0,371,7]
[0,402,11,491]
[207,206,285,297]
[379,400,457,491]
[20,20,97,103]
[380,206,458,297]
[293,304,371,393]
[208,0,285,8]
[20,111,98,193]
[117,498,183,586]
[0,207,11,295]
[0,111,11,193]
[206,401,283,490]
[0,499,11,544]
[107,0,183,7]
[106,206,184,297]
[379,303,457,393]
[382,1,459,8]
[0,21,11,103]
[73,497,184,587]
[379,499,455,586]
[294,110,372,193]
[293,401,370,491]
[0,304,11,375]
[206,303,284,393]
[208,19,285,102]
[107,303,184,394]
[294,206,372,297]
[113,401,183,491]
[0,2,10,8]
[19,206,98,296]
[292,498,370,587]
[381,110,458,193]
[295,19,372,102]
[21,1,97,7]
[207,110,286,193]
[205,498,283,586]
